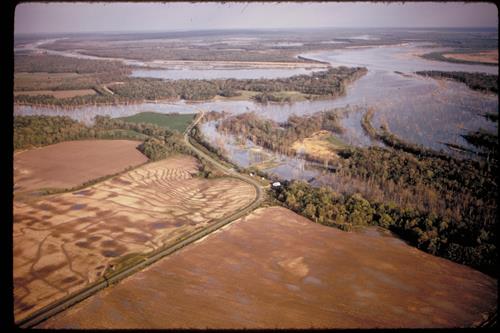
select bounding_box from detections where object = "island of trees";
[416,70,498,94]
[14,54,367,106]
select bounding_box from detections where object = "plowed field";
[40,206,497,329]
[14,140,148,193]
[13,155,256,322]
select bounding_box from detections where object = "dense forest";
[221,66,367,96]
[14,93,128,107]
[272,178,497,277]
[14,65,367,106]
[14,54,131,93]
[416,70,498,94]
[336,146,496,224]
[252,92,292,103]
[484,112,498,122]
[269,129,497,276]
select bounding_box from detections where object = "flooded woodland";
[15,38,498,180]
[12,19,498,329]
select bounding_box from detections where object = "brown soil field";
[39,206,497,329]
[14,89,97,98]
[443,50,498,64]
[291,130,340,161]
[13,155,256,322]
[15,72,84,80]
[14,140,148,193]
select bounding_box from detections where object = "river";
[14,40,498,182]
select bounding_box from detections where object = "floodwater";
[18,39,326,80]
[14,102,201,125]
[131,68,324,80]
[304,43,498,74]
[301,43,498,151]
[201,121,327,181]
[14,40,499,181]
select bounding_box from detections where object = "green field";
[118,112,196,132]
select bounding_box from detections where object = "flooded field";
[14,140,148,193]
[39,206,497,329]
[13,155,256,322]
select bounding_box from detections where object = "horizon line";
[15,26,499,35]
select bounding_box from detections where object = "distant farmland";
[118,112,196,132]
[14,89,97,99]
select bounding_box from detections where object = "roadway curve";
[18,110,264,328]
[184,109,264,199]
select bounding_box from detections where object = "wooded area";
[416,70,498,94]
[14,57,367,106]
[15,54,131,75]
[273,167,496,277]
[14,115,190,160]
[217,109,345,160]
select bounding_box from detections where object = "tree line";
[421,51,498,67]
[416,70,498,94]
[272,178,497,277]
[15,54,132,75]
[15,115,233,183]
[14,115,190,161]
[14,66,367,106]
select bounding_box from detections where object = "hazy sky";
[15,1,499,34]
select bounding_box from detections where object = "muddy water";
[201,121,327,181]
[14,102,201,125]
[305,43,498,74]
[14,41,498,180]
[301,43,498,151]
[131,67,325,80]
[18,39,325,80]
